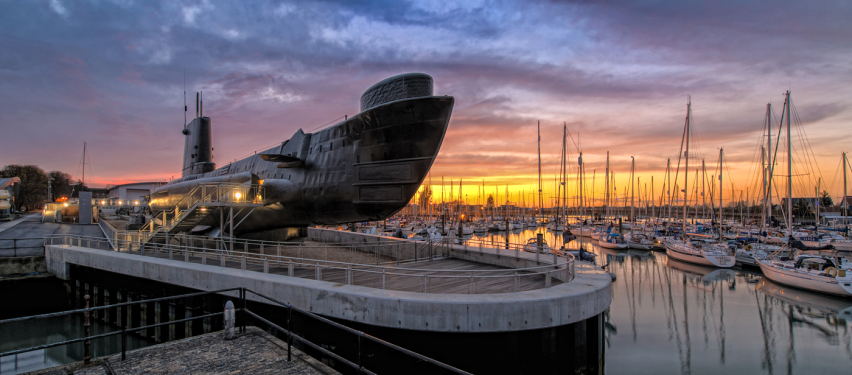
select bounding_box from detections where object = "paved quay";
[29,327,339,375]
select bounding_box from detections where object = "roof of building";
[0,177,21,190]
[107,182,163,190]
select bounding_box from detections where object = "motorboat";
[664,237,736,268]
[599,232,628,250]
[624,233,654,250]
[524,238,552,253]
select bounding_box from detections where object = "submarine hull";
[150,95,453,235]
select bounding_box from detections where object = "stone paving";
[30,327,339,375]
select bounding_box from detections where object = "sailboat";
[664,98,736,268]
[756,91,852,296]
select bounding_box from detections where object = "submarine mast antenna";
[183,69,187,127]
[182,70,188,135]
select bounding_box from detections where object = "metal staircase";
[137,183,265,245]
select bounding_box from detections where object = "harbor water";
[467,227,852,374]
[3,227,851,374]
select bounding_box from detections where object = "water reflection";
[0,314,154,375]
[478,228,852,375]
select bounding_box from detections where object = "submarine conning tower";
[182,116,214,177]
[360,72,433,112]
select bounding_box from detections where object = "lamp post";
[48,177,55,203]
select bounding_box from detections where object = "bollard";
[223,300,235,340]
[83,295,91,364]
[288,261,294,277]
[263,257,269,273]
[241,253,246,270]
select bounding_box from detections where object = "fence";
[0,238,45,257]
[46,234,574,294]
[0,287,470,375]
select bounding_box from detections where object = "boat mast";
[761,145,767,240]
[786,91,792,234]
[666,158,672,226]
[766,103,773,225]
[82,142,86,187]
[579,152,584,248]
[844,152,848,228]
[815,178,820,234]
[605,152,610,220]
[630,156,635,233]
[702,159,706,223]
[718,148,723,243]
[683,98,691,242]
[538,121,542,225]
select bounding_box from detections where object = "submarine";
[147,73,453,236]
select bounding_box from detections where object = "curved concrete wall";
[46,245,611,333]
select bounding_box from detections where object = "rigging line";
[792,103,825,192]
[309,115,347,132]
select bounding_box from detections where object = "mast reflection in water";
[464,228,852,374]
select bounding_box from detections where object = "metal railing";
[45,235,575,294]
[140,183,266,234]
[98,219,119,249]
[0,287,469,375]
[0,238,45,257]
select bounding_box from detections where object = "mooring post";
[347,265,352,284]
[241,289,246,333]
[513,274,519,292]
[121,326,127,360]
[83,295,91,364]
[287,306,292,362]
[223,300,235,340]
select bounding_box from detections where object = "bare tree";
[48,171,73,202]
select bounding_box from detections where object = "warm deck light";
[63,203,68,207]
[235,192,242,200]
[134,201,139,205]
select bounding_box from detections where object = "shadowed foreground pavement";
[30,327,338,375]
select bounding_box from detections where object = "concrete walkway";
[0,213,38,234]
[1,217,103,257]
[31,327,339,375]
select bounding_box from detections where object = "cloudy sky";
[1,0,851,206]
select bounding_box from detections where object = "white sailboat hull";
[757,259,852,297]
[628,242,654,250]
[665,241,735,268]
[599,241,628,250]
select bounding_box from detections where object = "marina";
[3,1,852,373]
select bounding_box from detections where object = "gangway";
[137,183,265,246]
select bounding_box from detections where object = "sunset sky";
[1,0,851,207]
